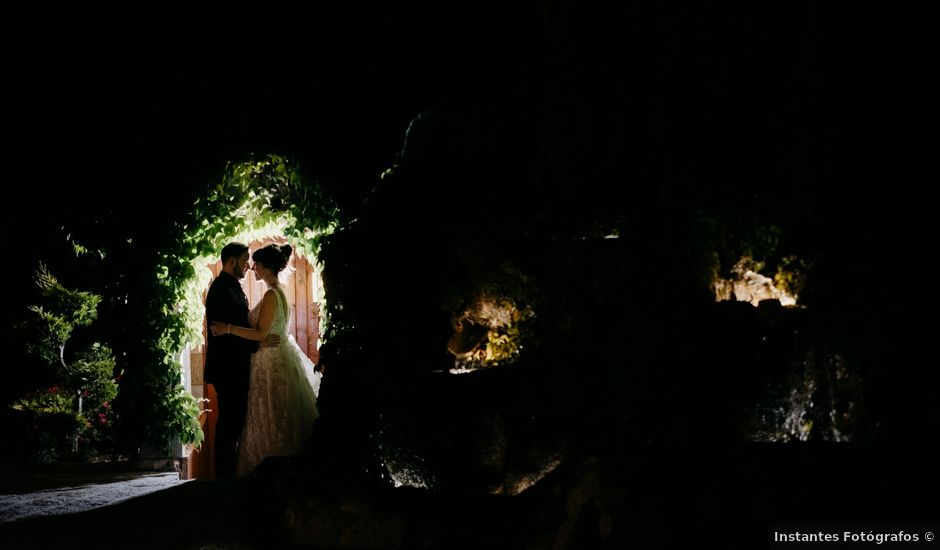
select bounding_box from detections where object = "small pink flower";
[48,386,59,394]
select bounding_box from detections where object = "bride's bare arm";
[210,290,278,341]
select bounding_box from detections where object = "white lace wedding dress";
[236,287,320,476]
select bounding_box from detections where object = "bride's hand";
[210,322,230,336]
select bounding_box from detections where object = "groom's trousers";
[212,379,249,479]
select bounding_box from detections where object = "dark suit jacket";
[204,271,258,388]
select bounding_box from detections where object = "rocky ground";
[1,445,937,549]
[0,470,187,523]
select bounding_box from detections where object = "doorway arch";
[140,155,338,477]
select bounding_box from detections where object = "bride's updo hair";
[252,243,293,273]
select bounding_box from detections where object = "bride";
[210,243,320,476]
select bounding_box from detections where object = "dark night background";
[4,5,929,273]
[2,4,935,547]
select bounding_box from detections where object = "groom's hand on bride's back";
[260,334,280,348]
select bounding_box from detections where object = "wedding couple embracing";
[204,242,320,478]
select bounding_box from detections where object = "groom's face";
[233,251,250,279]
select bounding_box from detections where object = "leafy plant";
[11,386,86,462]
[24,266,100,368]
[773,255,812,298]
[10,267,119,461]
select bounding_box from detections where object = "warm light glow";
[713,256,799,307]
[447,296,534,371]
[448,367,479,375]
[503,455,562,495]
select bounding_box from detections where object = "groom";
[204,242,258,479]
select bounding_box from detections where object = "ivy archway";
[122,155,339,452]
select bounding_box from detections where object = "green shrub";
[9,267,119,461]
